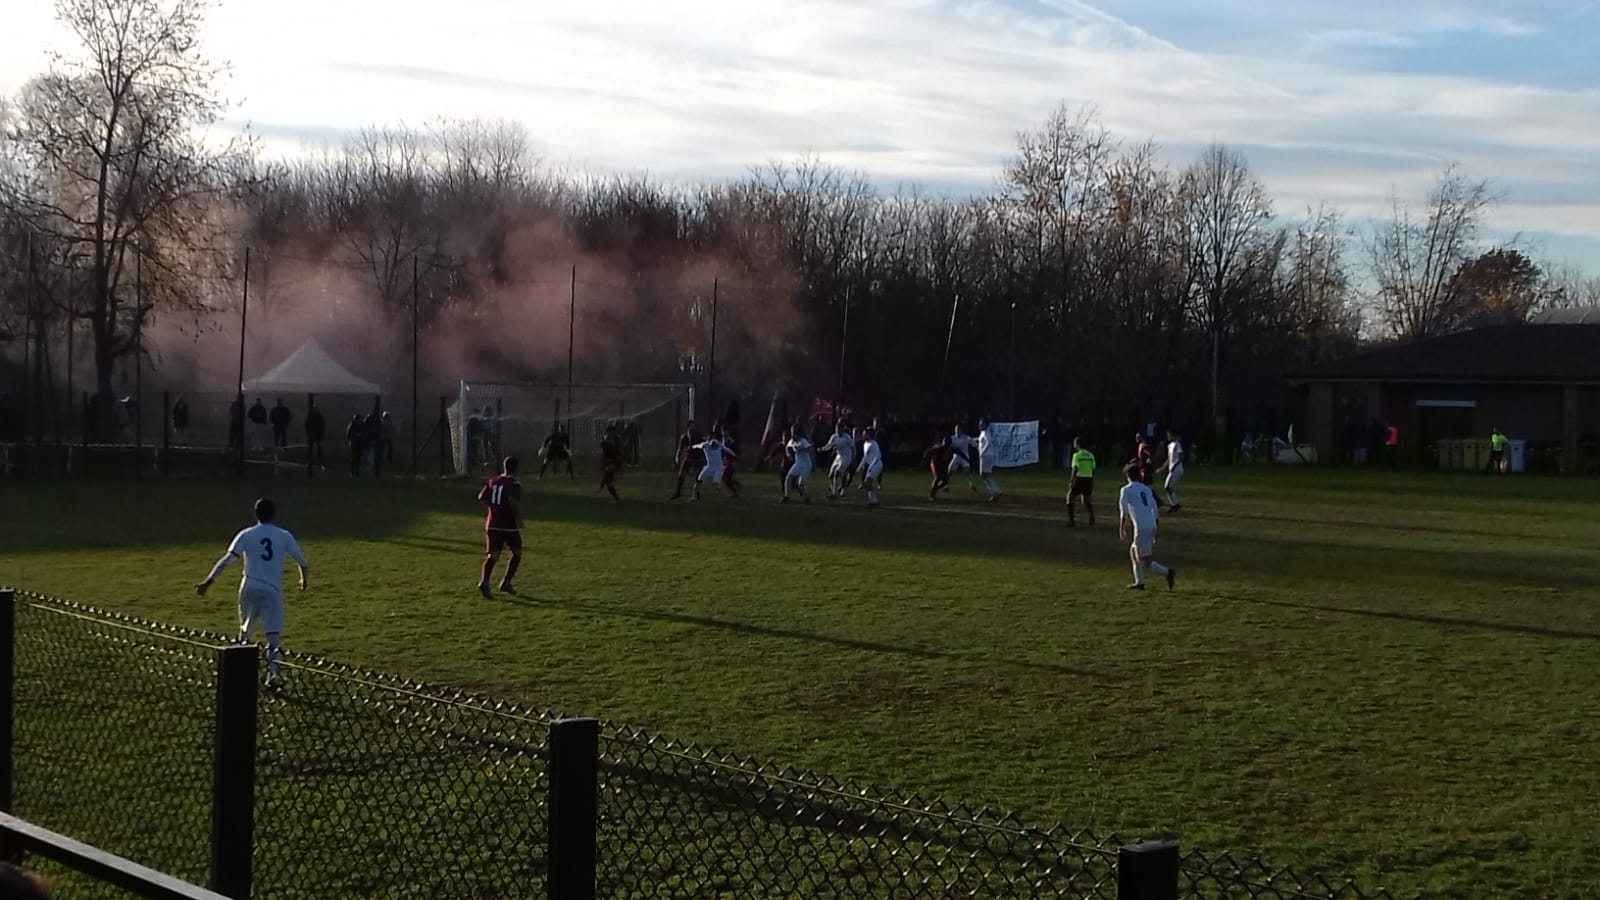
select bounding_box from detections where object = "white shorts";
[829,456,852,476]
[238,585,285,635]
[863,464,883,483]
[949,454,970,472]
[1131,530,1155,559]
[787,464,811,483]
[699,465,723,483]
[1164,465,1185,490]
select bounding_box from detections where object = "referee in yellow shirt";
[1067,437,1097,526]
[1486,427,1509,475]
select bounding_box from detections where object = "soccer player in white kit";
[691,430,735,501]
[196,498,309,687]
[857,428,884,508]
[819,421,855,499]
[948,425,979,492]
[781,427,814,504]
[1118,464,1175,590]
[977,418,1002,501]
[1159,428,1185,511]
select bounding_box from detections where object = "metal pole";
[567,265,576,433]
[134,249,143,480]
[237,249,249,477]
[209,644,258,900]
[1009,301,1017,420]
[835,284,850,421]
[65,271,74,446]
[23,237,34,453]
[419,254,425,470]
[707,278,718,426]
[939,291,961,397]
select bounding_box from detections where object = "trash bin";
[1508,439,1527,473]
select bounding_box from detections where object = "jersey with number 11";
[482,474,521,531]
[225,523,307,594]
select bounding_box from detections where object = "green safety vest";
[1491,433,1507,451]
[1072,449,1096,478]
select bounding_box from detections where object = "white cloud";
[2,0,1597,268]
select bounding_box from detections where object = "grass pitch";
[3,463,1599,897]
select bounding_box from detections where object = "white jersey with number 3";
[1118,483,1160,533]
[224,524,307,595]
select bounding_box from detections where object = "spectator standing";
[172,397,191,446]
[347,414,366,476]
[305,402,326,468]
[269,399,292,448]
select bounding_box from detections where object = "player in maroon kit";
[477,456,523,597]
[670,420,704,500]
[925,435,954,501]
[1132,433,1161,507]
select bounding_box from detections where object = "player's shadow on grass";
[490,592,1110,681]
[1222,594,1600,642]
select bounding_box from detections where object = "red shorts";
[486,530,523,555]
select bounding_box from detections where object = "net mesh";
[447,382,691,475]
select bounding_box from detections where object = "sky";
[4,0,1599,269]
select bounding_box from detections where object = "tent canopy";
[242,339,379,395]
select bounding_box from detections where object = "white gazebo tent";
[242,339,379,396]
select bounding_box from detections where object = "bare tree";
[1181,144,1276,423]
[1369,166,1494,340]
[1281,204,1359,361]
[1,0,254,432]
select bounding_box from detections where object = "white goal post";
[448,381,694,475]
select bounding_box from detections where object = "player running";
[925,434,954,501]
[598,422,623,501]
[670,420,705,500]
[477,456,524,597]
[1160,428,1185,511]
[692,429,736,501]
[857,428,884,508]
[1067,437,1097,526]
[948,425,980,492]
[1119,463,1175,591]
[977,418,1002,501]
[195,498,309,688]
[819,421,855,499]
[781,426,814,504]
[538,425,574,479]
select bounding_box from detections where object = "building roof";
[1532,307,1600,325]
[1291,324,1600,385]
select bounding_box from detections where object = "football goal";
[447,381,694,476]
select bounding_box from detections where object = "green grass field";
[4,463,1600,898]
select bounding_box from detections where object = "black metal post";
[134,250,144,481]
[209,644,258,900]
[236,249,250,478]
[1117,839,1179,900]
[1009,301,1017,420]
[412,256,420,474]
[835,284,850,422]
[79,391,89,477]
[307,393,315,480]
[547,716,599,900]
[707,279,718,428]
[161,392,171,479]
[567,266,576,434]
[0,589,14,814]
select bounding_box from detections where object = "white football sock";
[1131,562,1144,585]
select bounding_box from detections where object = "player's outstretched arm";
[196,549,241,595]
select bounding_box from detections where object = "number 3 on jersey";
[260,538,274,561]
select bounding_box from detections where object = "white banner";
[986,421,1040,468]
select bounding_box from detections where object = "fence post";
[1118,838,1179,900]
[209,644,258,900]
[547,716,598,900]
[0,590,14,814]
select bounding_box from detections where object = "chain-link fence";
[12,595,217,886]
[596,722,1118,899]
[253,655,555,899]
[5,589,1421,900]
[1181,849,1403,900]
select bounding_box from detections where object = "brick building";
[1289,322,1600,474]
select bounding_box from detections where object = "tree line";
[3,0,1597,444]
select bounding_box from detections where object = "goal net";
[447,381,694,476]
